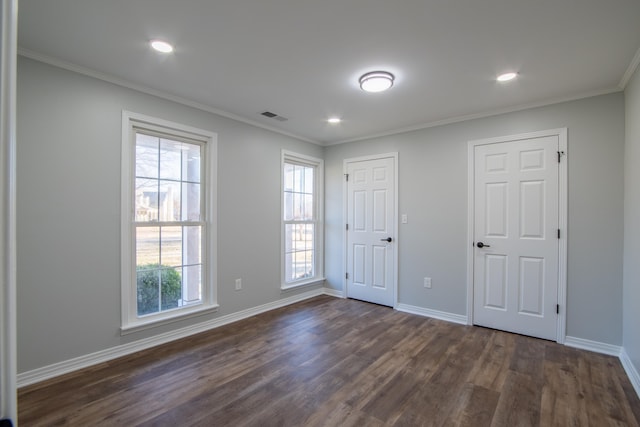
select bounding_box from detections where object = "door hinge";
[558,229,560,239]
[345,272,349,280]
[345,173,349,181]
[557,150,565,163]
[346,223,349,231]
[556,304,560,314]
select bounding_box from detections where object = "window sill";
[120,304,220,336]
[281,277,325,292]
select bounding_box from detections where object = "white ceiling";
[17,0,640,145]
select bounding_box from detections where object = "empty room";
[2,0,640,425]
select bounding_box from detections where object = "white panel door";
[473,136,559,340]
[346,157,395,306]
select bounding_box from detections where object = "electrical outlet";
[401,214,408,224]
[235,278,242,291]
[424,277,432,288]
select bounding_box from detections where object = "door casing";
[343,153,399,307]
[466,129,568,343]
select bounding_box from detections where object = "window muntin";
[282,152,323,287]
[122,111,217,333]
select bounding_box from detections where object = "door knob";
[380,237,393,242]
[476,241,490,248]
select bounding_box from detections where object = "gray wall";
[324,93,625,345]
[16,57,323,372]
[16,55,629,374]
[624,66,640,372]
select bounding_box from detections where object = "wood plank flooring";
[18,296,640,426]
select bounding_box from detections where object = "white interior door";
[345,156,396,307]
[473,135,560,340]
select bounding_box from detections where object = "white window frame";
[121,111,218,334]
[281,150,324,290]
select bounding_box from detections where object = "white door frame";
[1,0,18,422]
[343,152,399,307]
[466,129,567,343]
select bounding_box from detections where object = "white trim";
[280,150,324,289]
[557,129,568,343]
[342,153,399,308]
[18,48,317,145]
[120,305,220,335]
[466,144,475,326]
[323,287,346,298]
[326,88,619,146]
[620,349,640,399]
[619,47,640,89]
[396,303,468,325]
[18,288,325,388]
[0,0,18,421]
[466,128,568,343]
[121,111,218,333]
[564,336,622,357]
[281,278,325,292]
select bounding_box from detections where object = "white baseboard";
[395,303,468,325]
[323,287,345,298]
[18,288,325,388]
[620,348,640,399]
[564,336,622,357]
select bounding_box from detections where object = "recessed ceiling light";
[150,40,174,53]
[327,117,341,124]
[497,72,518,82]
[359,71,395,93]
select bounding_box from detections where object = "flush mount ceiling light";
[359,71,394,93]
[497,72,518,82]
[150,39,174,53]
[327,117,342,124]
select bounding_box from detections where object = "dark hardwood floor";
[18,295,640,426]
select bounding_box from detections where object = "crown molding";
[18,47,632,148]
[17,48,319,145]
[326,86,621,146]
[619,46,640,90]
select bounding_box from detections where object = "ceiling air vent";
[260,111,288,122]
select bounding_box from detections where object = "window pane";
[135,178,159,222]
[183,226,202,265]
[137,268,160,316]
[305,224,314,250]
[183,144,201,183]
[292,192,302,220]
[285,252,293,283]
[292,224,302,251]
[158,180,181,222]
[284,163,294,191]
[182,264,201,303]
[285,224,294,253]
[304,167,314,194]
[136,227,159,268]
[161,226,182,267]
[305,250,314,278]
[293,250,307,281]
[293,165,302,192]
[160,267,182,311]
[303,194,313,220]
[283,191,293,221]
[135,134,159,179]
[159,139,182,181]
[182,183,201,221]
